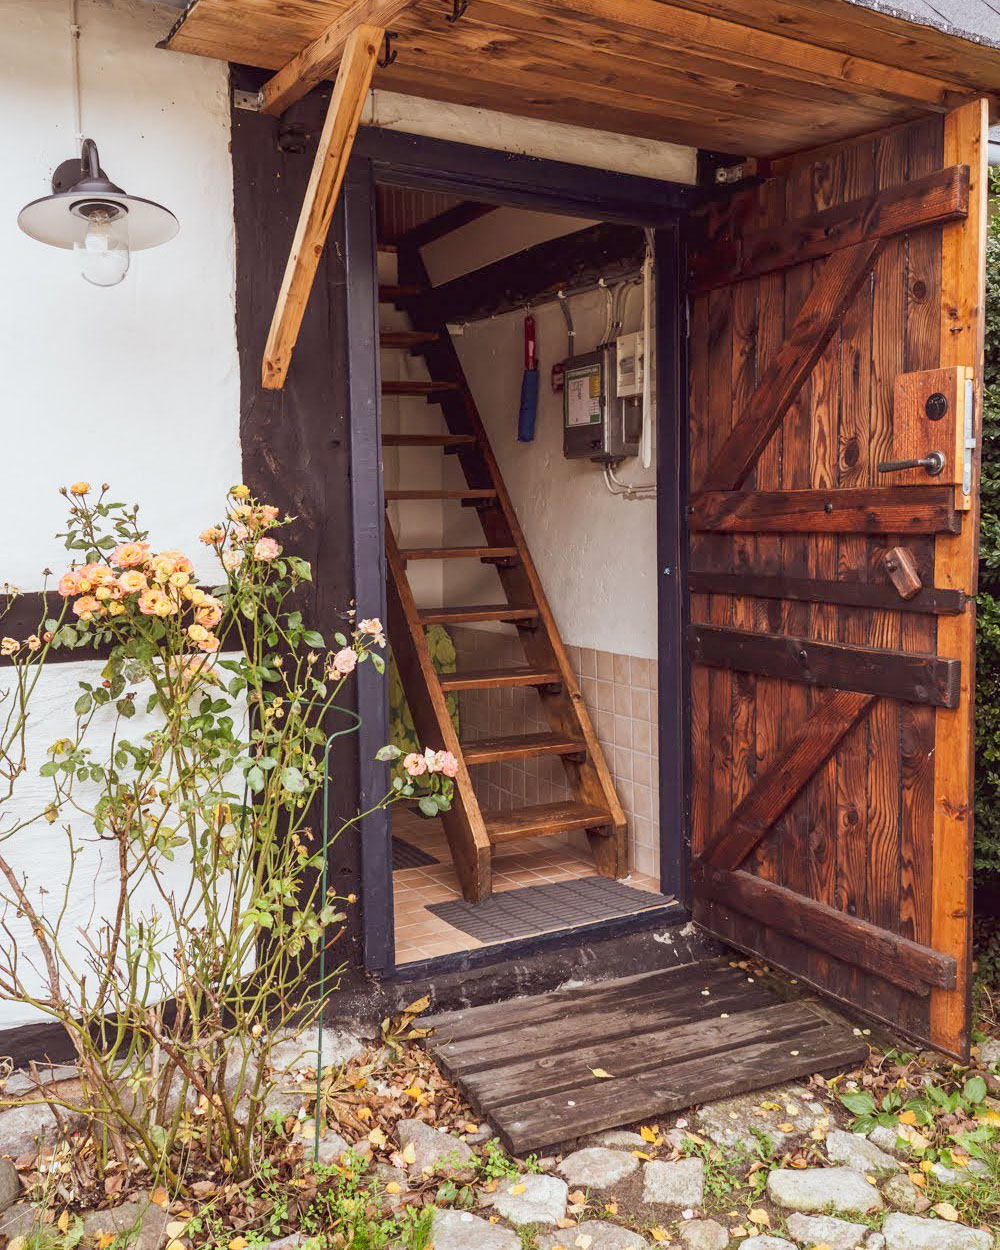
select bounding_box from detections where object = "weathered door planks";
[687,107,984,1057]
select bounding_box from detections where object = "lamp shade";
[17,139,178,252]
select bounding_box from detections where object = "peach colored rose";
[329,647,357,678]
[169,570,191,589]
[73,595,100,620]
[260,505,279,521]
[195,604,222,629]
[111,541,149,568]
[197,632,220,653]
[253,537,281,561]
[88,564,116,587]
[358,617,386,646]
[403,752,427,777]
[187,623,209,643]
[94,584,122,602]
[0,638,19,657]
[118,570,147,594]
[107,601,125,617]
[433,750,459,778]
[138,588,174,617]
[58,572,79,598]
[222,550,244,572]
[230,523,250,543]
[200,526,225,546]
[69,481,90,496]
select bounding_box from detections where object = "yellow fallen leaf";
[403,995,430,1015]
[166,1241,186,1250]
[640,1125,660,1143]
[385,1182,402,1195]
[575,1237,593,1250]
[97,1237,114,1250]
[556,1218,577,1229]
[463,1122,480,1134]
[809,1128,826,1141]
[368,1127,388,1149]
[759,1101,781,1112]
[650,1229,671,1243]
[899,1110,917,1126]
[908,1171,926,1187]
[919,1159,935,1173]
[933,1202,960,1222]
[630,1150,655,1161]
[747,1208,770,1226]
[604,1201,618,1215]
[57,1213,70,1234]
[589,1067,614,1080]
[568,1191,587,1206]
[151,1188,169,1208]
[978,1108,1000,1126]
[401,1142,417,1165]
[7,1239,25,1250]
[776,1123,795,1133]
[229,1238,248,1250]
[729,1229,748,1239]
[165,1222,188,1238]
[509,1183,527,1196]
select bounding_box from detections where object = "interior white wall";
[2,0,240,589]
[0,0,239,1031]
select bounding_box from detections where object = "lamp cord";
[69,0,83,145]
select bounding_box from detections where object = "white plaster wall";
[0,0,240,1029]
[2,0,240,588]
[447,285,659,659]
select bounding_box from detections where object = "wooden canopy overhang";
[163,0,1000,384]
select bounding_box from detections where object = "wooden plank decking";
[423,957,867,1155]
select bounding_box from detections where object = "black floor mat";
[392,837,440,871]
[427,876,669,942]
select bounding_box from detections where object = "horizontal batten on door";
[692,864,958,995]
[690,624,961,707]
[690,163,969,291]
[688,569,967,614]
[688,486,961,533]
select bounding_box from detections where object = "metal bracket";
[963,374,976,497]
[446,0,469,21]
[233,88,263,112]
[378,30,398,68]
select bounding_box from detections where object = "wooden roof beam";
[260,0,416,116]
[261,23,381,390]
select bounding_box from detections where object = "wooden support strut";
[261,24,382,390]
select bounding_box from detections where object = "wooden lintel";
[700,689,876,870]
[701,241,883,491]
[691,164,969,292]
[688,485,961,534]
[690,624,961,708]
[693,863,957,995]
[260,0,416,116]
[261,24,382,390]
[688,569,966,615]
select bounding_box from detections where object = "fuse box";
[563,345,642,462]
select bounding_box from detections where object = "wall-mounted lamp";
[17,138,178,287]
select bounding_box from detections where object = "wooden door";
[686,101,988,1060]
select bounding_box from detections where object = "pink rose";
[329,647,357,678]
[73,595,100,621]
[222,550,244,572]
[254,537,281,561]
[58,572,79,598]
[111,542,149,568]
[433,750,459,778]
[118,569,147,594]
[403,752,427,777]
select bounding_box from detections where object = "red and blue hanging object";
[517,312,540,442]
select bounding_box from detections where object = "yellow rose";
[69,481,90,496]
[187,623,209,643]
[230,484,251,500]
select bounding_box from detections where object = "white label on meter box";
[565,365,602,427]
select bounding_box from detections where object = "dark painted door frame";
[345,128,696,972]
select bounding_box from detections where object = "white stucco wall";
[2,0,240,589]
[0,0,239,1030]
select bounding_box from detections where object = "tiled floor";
[392,805,666,965]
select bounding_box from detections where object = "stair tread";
[464,732,586,765]
[439,666,562,692]
[418,604,538,624]
[386,488,497,500]
[383,433,476,447]
[380,330,439,347]
[400,546,518,560]
[382,379,461,395]
[484,801,613,843]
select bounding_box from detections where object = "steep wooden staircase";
[381,230,626,903]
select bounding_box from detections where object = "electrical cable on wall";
[69,0,83,144]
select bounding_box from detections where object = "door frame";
[345,128,698,971]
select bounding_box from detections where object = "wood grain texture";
[883,546,923,599]
[701,241,883,492]
[691,164,968,292]
[693,863,957,994]
[689,486,961,534]
[688,568,965,614]
[261,24,381,389]
[700,689,876,870]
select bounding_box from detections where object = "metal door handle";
[876,451,945,477]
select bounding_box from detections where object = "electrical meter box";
[563,345,642,462]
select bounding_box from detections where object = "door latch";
[877,451,945,477]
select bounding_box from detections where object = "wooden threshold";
[424,957,867,1154]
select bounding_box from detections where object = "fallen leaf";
[57,1213,70,1234]
[899,1110,918,1126]
[589,1068,614,1080]
[165,1222,188,1238]
[508,1183,527,1196]
[630,1151,655,1161]
[368,1127,388,1149]
[574,1237,593,1249]
[933,1202,960,1222]
[908,1171,926,1188]
[229,1239,248,1250]
[604,1201,618,1215]
[556,1218,577,1229]
[640,1125,659,1143]
[97,1237,114,1250]
[385,1181,402,1195]
[165,1241,186,1250]
[747,1208,770,1226]
[776,1123,795,1133]
[568,1191,587,1206]
[403,995,430,1015]
[401,1142,417,1165]
[649,1230,671,1244]
[151,1188,169,1208]
[919,1160,935,1173]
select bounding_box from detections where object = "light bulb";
[73,208,130,286]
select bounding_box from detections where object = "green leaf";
[281,766,306,794]
[962,1076,987,1105]
[375,744,402,761]
[246,765,266,793]
[74,692,92,716]
[839,1091,877,1117]
[303,630,325,648]
[418,796,439,818]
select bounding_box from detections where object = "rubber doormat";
[427,877,669,942]
[392,837,440,871]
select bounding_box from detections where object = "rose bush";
[0,484,451,1190]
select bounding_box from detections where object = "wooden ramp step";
[423,957,869,1155]
[418,604,539,625]
[385,489,497,502]
[439,666,562,692]
[399,546,518,562]
[463,732,587,765]
[380,330,439,348]
[484,800,612,845]
[379,283,424,302]
[382,379,461,396]
[383,433,476,448]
